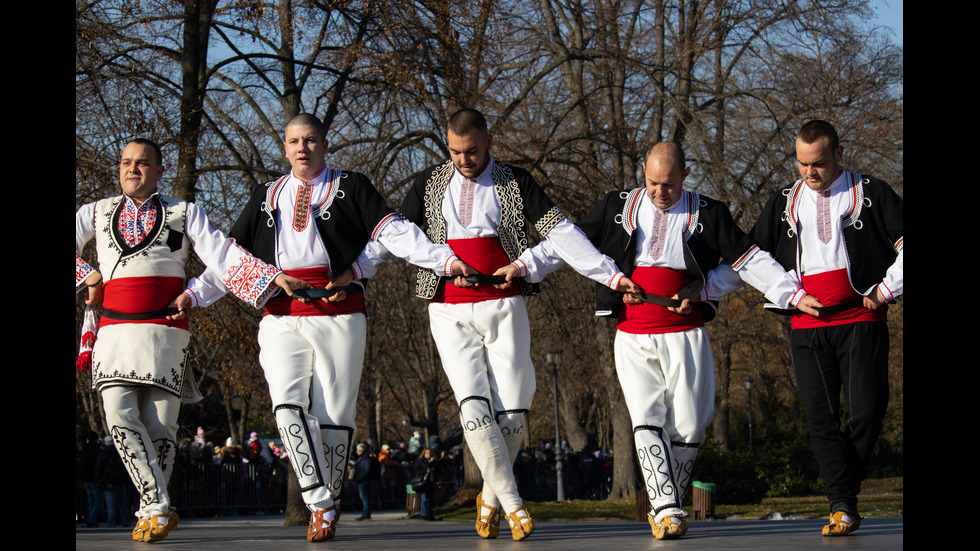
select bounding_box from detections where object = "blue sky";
[872,0,903,46]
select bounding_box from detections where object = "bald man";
[570,142,821,539]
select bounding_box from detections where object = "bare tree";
[77,0,902,506]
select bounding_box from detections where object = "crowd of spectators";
[78,426,615,527]
[515,441,615,502]
[75,430,137,528]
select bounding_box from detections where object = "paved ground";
[76,509,903,550]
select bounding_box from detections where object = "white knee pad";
[497,409,528,470]
[634,425,683,518]
[275,404,325,492]
[319,424,355,500]
[496,409,527,453]
[670,442,700,504]
[459,396,496,432]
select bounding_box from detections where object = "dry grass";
[436,477,903,521]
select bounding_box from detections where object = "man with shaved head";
[194,113,471,542]
[571,141,821,540]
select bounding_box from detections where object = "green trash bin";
[692,481,715,519]
[405,483,420,516]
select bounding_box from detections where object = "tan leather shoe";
[308,505,339,542]
[821,511,861,536]
[648,515,687,540]
[505,503,534,541]
[475,492,500,538]
[143,510,179,542]
[132,518,149,542]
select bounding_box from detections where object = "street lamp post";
[745,375,754,454]
[547,352,565,501]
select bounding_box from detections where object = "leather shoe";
[822,511,861,536]
[308,505,339,542]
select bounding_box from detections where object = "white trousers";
[614,328,714,521]
[101,384,181,519]
[428,296,535,513]
[258,313,365,510]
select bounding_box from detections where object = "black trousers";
[790,321,889,515]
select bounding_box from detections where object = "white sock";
[311,498,336,522]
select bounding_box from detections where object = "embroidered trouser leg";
[614,328,714,521]
[101,384,180,520]
[791,321,889,514]
[428,296,535,514]
[259,313,364,511]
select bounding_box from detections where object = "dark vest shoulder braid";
[400,160,566,300]
[230,169,396,283]
[576,189,758,321]
[748,173,903,314]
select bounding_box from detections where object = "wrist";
[182,289,199,308]
[609,272,624,291]
[875,283,892,302]
[446,256,460,276]
[511,260,528,278]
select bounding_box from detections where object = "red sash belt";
[617,267,702,334]
[793,268,885,329]
[432,237,520,304]
[264,267,365,316]
[100,277,189,330]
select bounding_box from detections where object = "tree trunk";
[276,0,301,121]
[444,441,483,508]
[283,467,308,526]
[558,389,590,452]
[712,344,732,451]
[216,379,236,445]
[594,317,636,499]
[235,397,249,447]
[374,377,384,446]
[606,388,636,499]
[172,0,218,202]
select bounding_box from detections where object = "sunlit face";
[796,136,843,191]
[447,129,492,179]
[119,142,164,205]
[284,124,328,180]
[642,155,689,209]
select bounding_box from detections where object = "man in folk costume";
[75,138,309,543]
[570,142,821,539]
[191,114,471,543]
[749,120,903,537]
[361,108,640,541]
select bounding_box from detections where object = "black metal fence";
[77,460,415,523]
[78,454,612,523]
[169,461,289,514]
